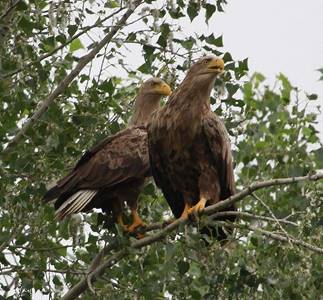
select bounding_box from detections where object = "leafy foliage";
[0,0,322,299]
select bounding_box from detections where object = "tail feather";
[43,185,61,202]
[44,172,79,204]
[55,190,97,219]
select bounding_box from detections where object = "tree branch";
[2,0,143,155]
[62,249,127,300]
[208,210,298,227]
[62,172,323,300]
[1,7,125,79]
[212,221,323,254]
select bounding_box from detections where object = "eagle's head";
[187,55,224,81]
[130,78,172,127]
[140,78,172,97]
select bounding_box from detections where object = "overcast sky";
[214,0,323,137]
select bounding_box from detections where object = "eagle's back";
[44,126,150,219]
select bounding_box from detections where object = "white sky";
[214,0,323,138]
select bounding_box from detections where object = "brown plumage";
[148,56,236,242]
[43,78,171,232]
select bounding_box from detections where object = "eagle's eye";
[203,58,211,64]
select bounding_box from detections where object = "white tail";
[55,190,97,219]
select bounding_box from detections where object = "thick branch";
[2,0,142,155]
[62,172,323,300]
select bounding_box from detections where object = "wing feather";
[148,122,185,218]
[202,114,235,199]
[49,127,150,213]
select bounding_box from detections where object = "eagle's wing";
[44,127,149,210]
[202,114,235,200]
[74,127,149,189]
[148,122,185,219]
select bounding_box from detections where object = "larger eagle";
[148,56,236,241]
[43,78,171,232]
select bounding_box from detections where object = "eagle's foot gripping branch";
[188,197,207,216]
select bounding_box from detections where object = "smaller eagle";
[43,78,172,233]
[148,56,236,242]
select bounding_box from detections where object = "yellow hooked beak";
[154,82,172,96]
[207,57,225,74]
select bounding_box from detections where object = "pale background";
[215,0,323,139]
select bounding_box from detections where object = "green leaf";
[205,4,216,23]
[307,93,318,100]
[317,67,323,80]
[106,0,119,8]
[56,34,67,44]
[181,38,195,50]
[157,34,167,48]
[68,25,78,36]
[69,38,84,52]
[99,79,114,95]
[313,148,323,168]
[223,52,233,62]
[143,45,155,57]
[187,2,199,21]
[16,1,28,11]
[18,16,34,35]
[224,98,245,108]
[278,73,292,103]
[205,34,223,47]
[177,260,190,275]
[138,63,150,74]
[226,83,240,96]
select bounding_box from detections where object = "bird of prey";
[43,78,172,233]
[148,56,236,241]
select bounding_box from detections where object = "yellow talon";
[188,197,207,215]
[128,208,146,232]
[180,203,191,220]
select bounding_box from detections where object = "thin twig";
[1,7,125,79]
[251,192,292,242]
[208,211,298,227]
[0,225,23,253]
[214,221,323,254]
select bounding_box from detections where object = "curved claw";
[187,197,207,215]
[128,219,146,233]
[179,203,190,220]
[128,208,146,233]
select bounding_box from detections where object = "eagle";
[43,78,172,233]
[148,56,236,242]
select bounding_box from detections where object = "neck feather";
[169,74,215,112]
[129,93,161,127]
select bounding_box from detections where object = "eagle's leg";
[188,196,207,215]
[128,208,146,232]
[179,203,191,219]
[116,214,128,231]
